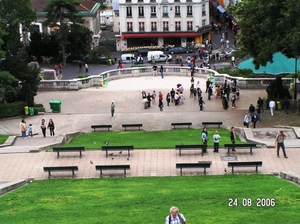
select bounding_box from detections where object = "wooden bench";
[224,143,257,155]
[202,122,223,128]
[228,161,262,174]
[176,161,212,175]
[95,165,130,177]
[280,171,300,185]
[102,145,134,158]
[122,124,143,131]
[43,166,78,178]
[171,122,192,129]
[53,147,85,159]
[91,125,112,131]
[175,144,207,156]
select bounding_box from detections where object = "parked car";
[225,49,237,58]
[137,48,150,56]
[167,47,193,54]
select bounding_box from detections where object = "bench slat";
[102,146,134,158]
[224,144,257,155]
[228,161,262,174]
[52,147,85,159]
[43,166,78,178]
[176,162,211,175]
[91,125,112,131]
[171,122,192,129]
[95,165,130,177]
[122,124,143,131]
[202,122,223,128]
[175,144,207,156]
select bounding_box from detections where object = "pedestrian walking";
[20,119,27,139]
[166,93,171,106]
[201,127,208,153]
[257,97,264,114]
[160,65,164,78]
[269,99,275,116]
[47,118,55,136]
[243,112,251,128]
[230,127,236,151]
[231,93,236,108]
[275,131,288,158]
[111,101,115,118]
[28,124,33,137]
[85,62,89,73]
[213,130,221,153]
[40,119,46,137]
[165,206,187,224]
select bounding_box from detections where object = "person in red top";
[158,91,163,111]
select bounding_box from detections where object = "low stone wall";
[38,66,297,91]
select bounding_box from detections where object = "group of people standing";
[20,118,55,138]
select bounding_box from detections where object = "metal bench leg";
[79,151,82,158]
[179,149,182,157]
[57,151,60,159]
[100,169,103,178]
[231,166,234,174]
[180,167,183,176]
[204,167,207,175]
[124,168,126,177]
[48,171,51,179]
[106,150,108,158]
[255,165,258,174]
[250,147,253,155]
[72,170,75,178]
[127,149,130,157]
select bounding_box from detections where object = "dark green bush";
[0,101,26,119]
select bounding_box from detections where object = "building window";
[202,19,206,26]
[138,6,144,17]
[187,21,193,31]
[202,4,206,16]
[187,5,192,16]
[126,7,132,17]
[139,22,145,32]
[162,6,168,17]
[126,0,131,2]
[175,6,180,16]
[151,6,156,17]
[127,22,133,32]
[138,0,143,2]
[163,21,169,31]
[151,22,157,31]
[175,22,181,31]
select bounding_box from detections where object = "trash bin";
[24,106,29,115]
[100,80,104,87]
[29,107,34,116]
[49,100,62,113]
[104,80,108,87]
[276,101,282,110]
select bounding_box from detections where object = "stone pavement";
[0,76,299,187]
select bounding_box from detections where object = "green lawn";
[0,135,8,144]
[0,175,299,223]
[66,128,243,149]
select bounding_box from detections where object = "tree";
[232,0,300,67]
[0,0,39,106]
[43,0,84,66]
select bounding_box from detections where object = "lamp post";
[294,58,297,100]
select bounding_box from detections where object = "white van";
[147,51,172,62]
[121,54,137,64]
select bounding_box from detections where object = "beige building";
[117,0,211,52]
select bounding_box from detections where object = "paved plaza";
[0,75,299,187]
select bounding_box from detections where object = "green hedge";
[0,101,26,119]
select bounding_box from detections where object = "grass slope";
[0,175,299,223]
[66,128,243,149]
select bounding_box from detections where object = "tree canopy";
[232,0,300,68]
[0,0,39,105]
[43,0,84,66]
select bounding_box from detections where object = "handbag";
[243,121,247,126]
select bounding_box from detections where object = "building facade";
[117,0,211,52]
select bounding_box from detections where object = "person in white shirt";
[165,206,187,224]
[269,99,276,116]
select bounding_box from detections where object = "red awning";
[121,32,199,40]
